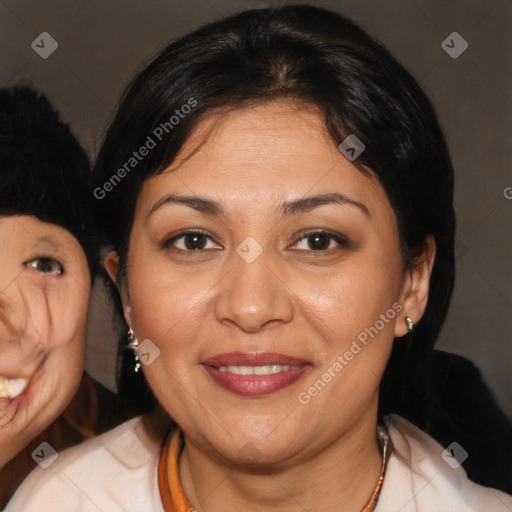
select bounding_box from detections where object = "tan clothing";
[5,414,512,511]
[0,372,128,509]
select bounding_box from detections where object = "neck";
[179,404,383,511]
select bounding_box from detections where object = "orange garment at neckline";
[158,428,192,512]
[157,426,390,512]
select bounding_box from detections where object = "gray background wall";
[2,0,511,419]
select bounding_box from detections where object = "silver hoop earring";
[127,327,141,373]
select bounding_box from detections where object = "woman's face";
[108,100,432,466]
[0,215,90,467]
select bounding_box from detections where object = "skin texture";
[0,215,90,469]
[106,99,435,511]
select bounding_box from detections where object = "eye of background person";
[25,257,64,275]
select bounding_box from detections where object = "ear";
[104,250,132,326]
[104,250,120,286]
[395,235,436,338]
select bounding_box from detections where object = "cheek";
[13,282,90,365]
[0,260,21,297]
[46,282,90,349]
[296,259,401,343]
[128,258,212,348]
[34,288,88,418]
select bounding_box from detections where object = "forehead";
[169,100,337,175]
[0,215,82,255]
[137,99,392,221]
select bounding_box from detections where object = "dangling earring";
[127,327,141,373]
[405,316,415,334]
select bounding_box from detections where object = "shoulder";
[5,417,167,512]
[63,372,131,436]
[376,414,512,512]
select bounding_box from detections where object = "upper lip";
[201,352,310,367]
[0,357,45,381]
[0,370,34,380]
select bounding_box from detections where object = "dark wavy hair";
[0,86,98,279]
[92,5,455,426]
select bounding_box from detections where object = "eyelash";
[161,229,350,254]
[24,257,64,275]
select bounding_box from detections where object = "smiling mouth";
[215,364,302,375]
[0,376,29,399]
[201,352,311,396]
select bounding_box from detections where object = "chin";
[201,427,293,467]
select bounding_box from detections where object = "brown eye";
[162,230,221,252]
[25,257,64,275]
[293,230,350,252]
[306,233,332,251]
[182,233,208,250]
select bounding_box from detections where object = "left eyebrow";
[280,193,371,218]
[31,236,62,254]
[147,192,371,221]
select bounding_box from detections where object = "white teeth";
[0,377,28,399]
[217,364,301,375]
[254,365,270,375]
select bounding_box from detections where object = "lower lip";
[0,391,29,412]
[202,365,310,396]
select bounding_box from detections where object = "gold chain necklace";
[359,425,391,512]
[159,424,392,512]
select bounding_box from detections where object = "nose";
[214,245,294,333]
